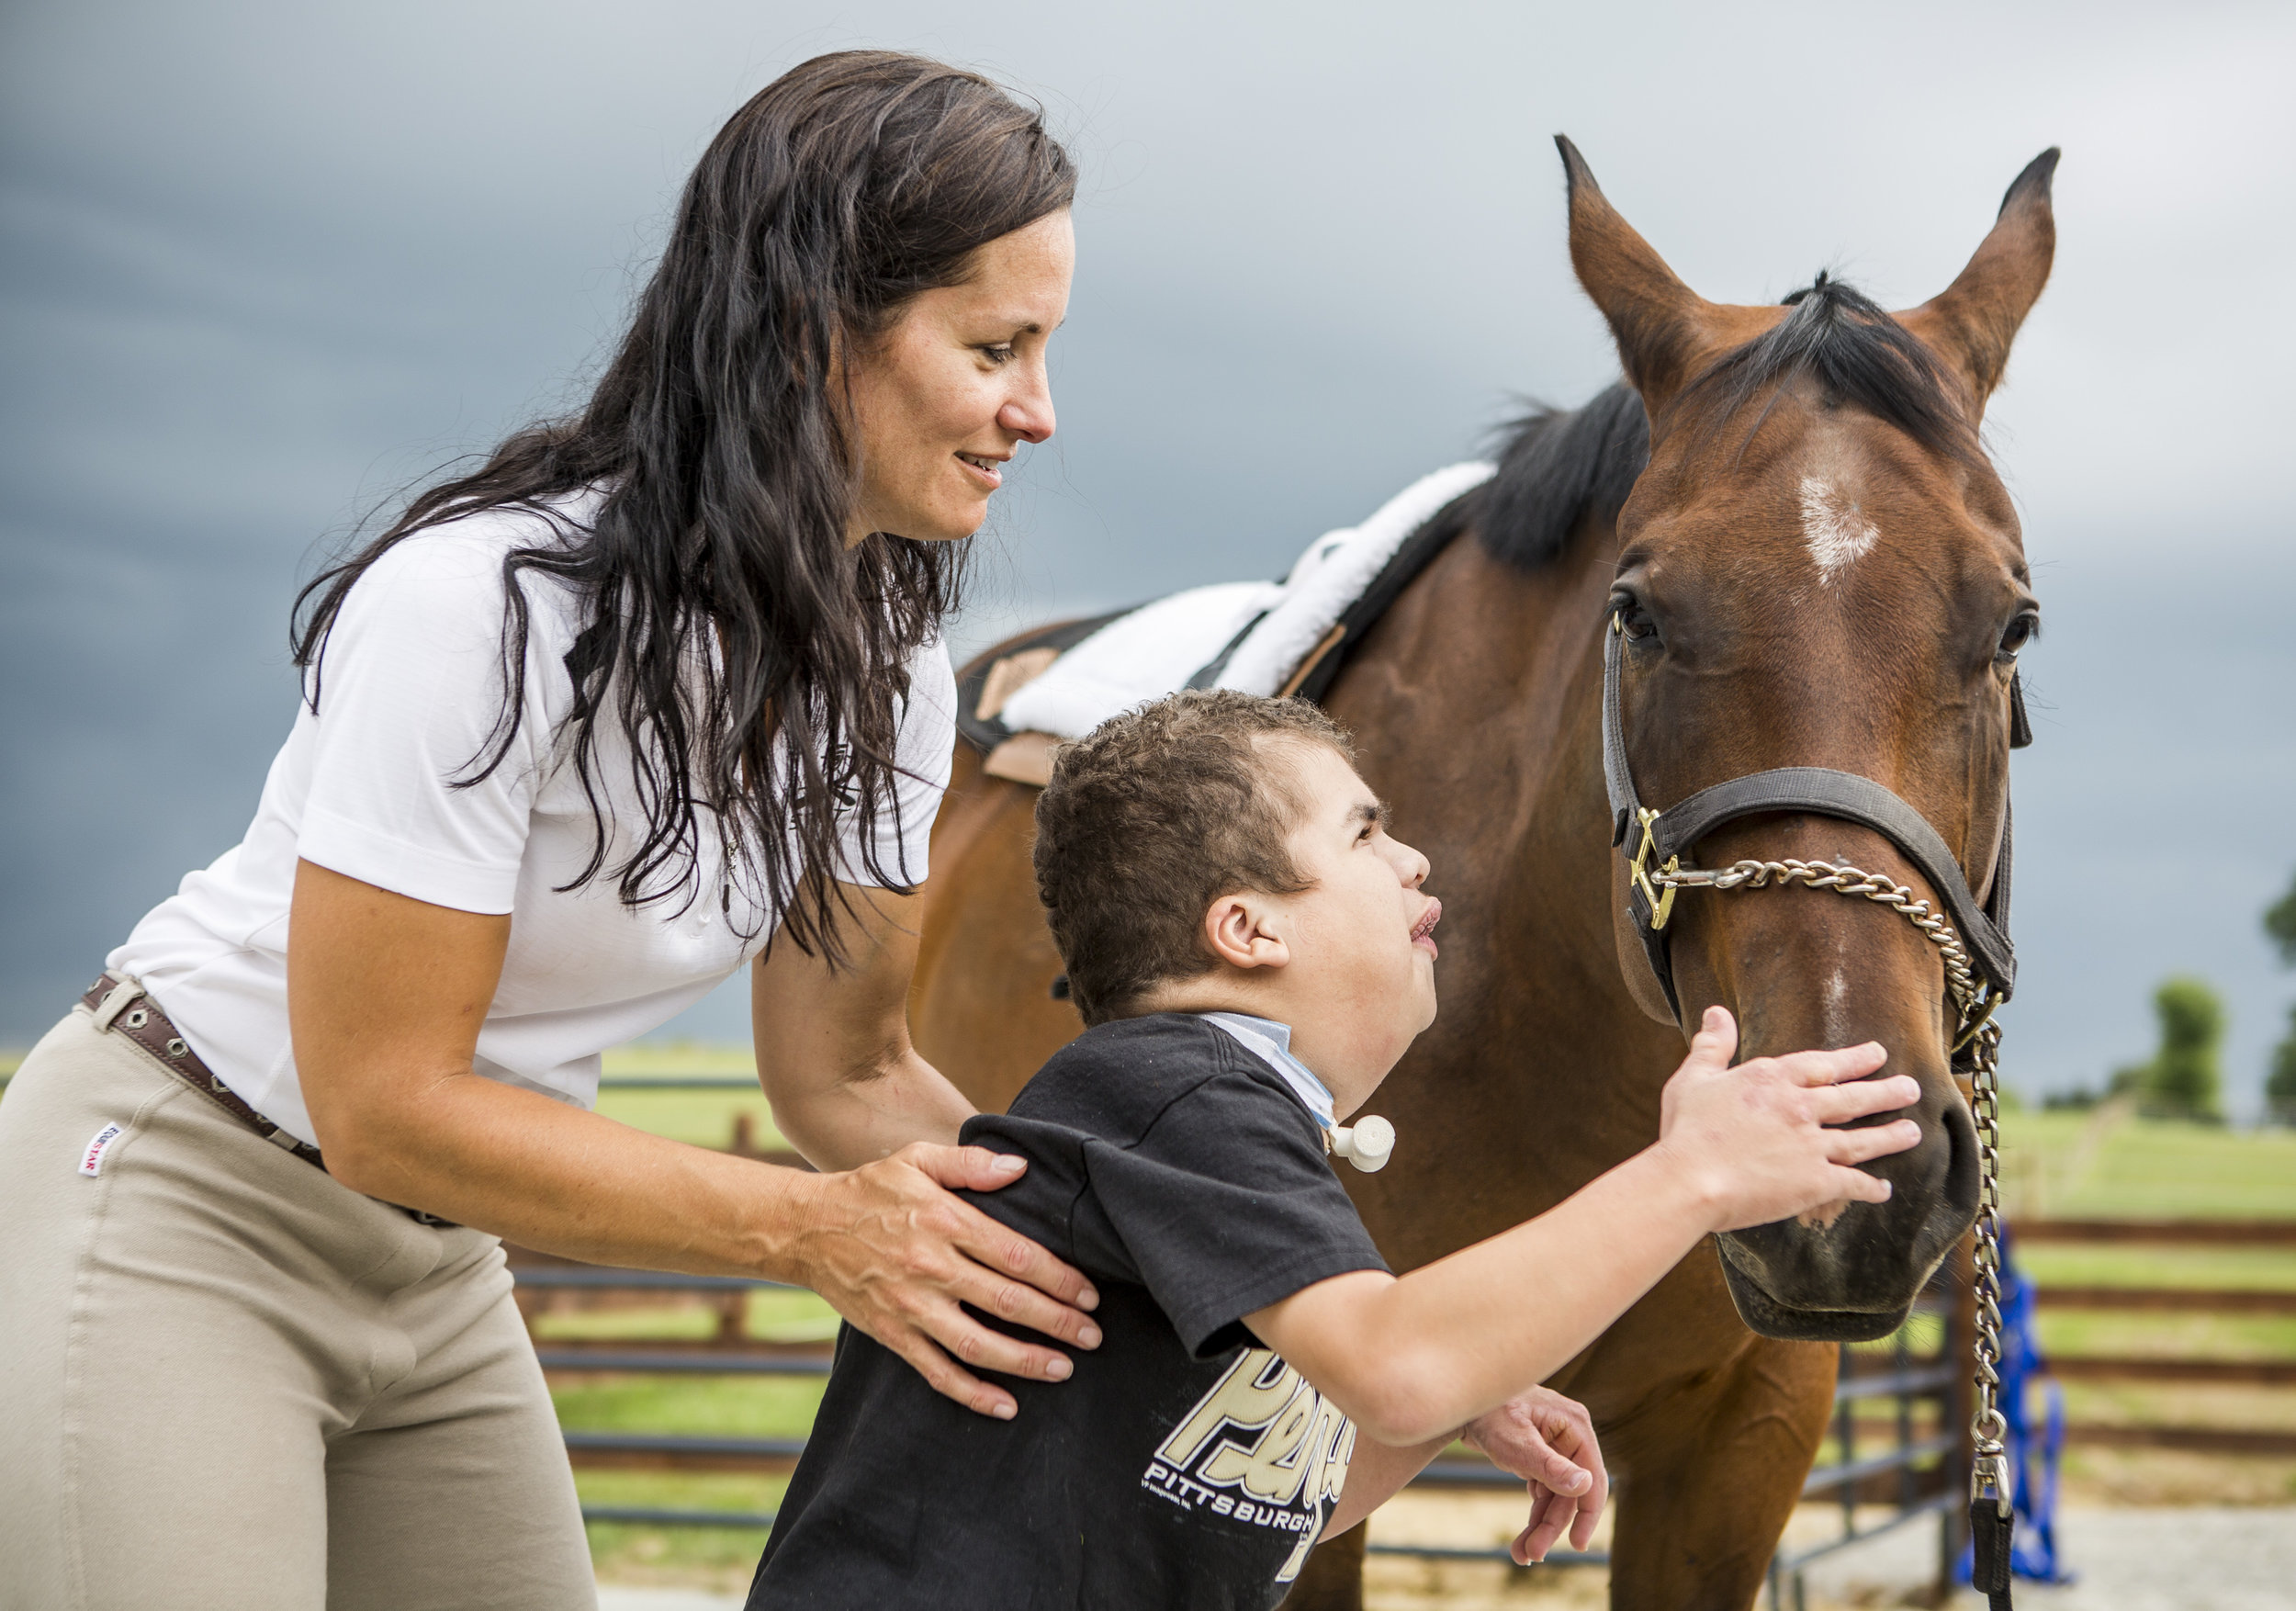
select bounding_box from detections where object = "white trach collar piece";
[1799,475,1880,585]
[1197,1012,1396,1173]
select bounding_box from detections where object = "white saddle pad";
[996,460,1495,742]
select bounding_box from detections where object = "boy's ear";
[1204,892,1289,973]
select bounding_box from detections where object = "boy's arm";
[1318,1428,1454,1541]
[1251,1008,1920,1448]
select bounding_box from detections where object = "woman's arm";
[289,859,1099,1418]
[748,882,973,1170]
[1248,1009,1921,1446]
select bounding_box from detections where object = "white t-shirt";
[112,499,958,1146]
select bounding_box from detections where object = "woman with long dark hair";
[0,51,1097,1609]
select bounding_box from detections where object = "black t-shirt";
[747,1013,1390,1611]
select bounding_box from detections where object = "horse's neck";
[1344,516,1621,875]
[1329,517,1680,1200]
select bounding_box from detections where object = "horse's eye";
[1998,611,2040,661]
[1610,595,1659,643]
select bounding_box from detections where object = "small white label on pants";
[79,1122,125,1177]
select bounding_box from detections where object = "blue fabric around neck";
[1197,1012,1335,1129]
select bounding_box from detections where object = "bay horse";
[910,140,2056,1610]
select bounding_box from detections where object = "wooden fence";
[521,1211,2296,1478]
[2011,1217,2296,1457]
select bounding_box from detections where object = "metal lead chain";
[1966,1015,2012,1515]
[1646,852,2013,1512]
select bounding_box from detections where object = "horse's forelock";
[1671,277,1986,470]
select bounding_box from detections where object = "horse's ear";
[1901,149,2059,412]
[1557,135,1721,418]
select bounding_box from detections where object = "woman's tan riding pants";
[0,1001,596,1610]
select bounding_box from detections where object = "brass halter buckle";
[1627,806,1680,931]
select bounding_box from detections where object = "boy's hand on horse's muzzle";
[1461,1386,1609,1561]
[791,1142,1102,1420]
[1654,1008,1924,1234]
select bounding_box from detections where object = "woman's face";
[846,208,1075,546]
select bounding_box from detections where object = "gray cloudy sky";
[4,1,2291,1111]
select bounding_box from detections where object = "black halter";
[1600,613,2029,1042]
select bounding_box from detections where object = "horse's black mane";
[1469,382,1649,571]
[1469,275,1977,572]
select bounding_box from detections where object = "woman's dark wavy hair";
[292,51,1075,962]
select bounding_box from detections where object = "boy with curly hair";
[749,691,1919,1610]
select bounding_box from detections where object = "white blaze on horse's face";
[1798,476,1880,585]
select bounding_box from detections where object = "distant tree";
[2269,872,2296,1125]
[2118,975,2224,1122]
[2268,868,2296,966]
[2269,1005,2296,1126]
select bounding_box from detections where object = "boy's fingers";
[1806,1074,1921,1122]
[1780,1041,1889,1087]
[1825,1119,1922,1166]
[1570,1489,1602,1551]
[1468,1403,1587,1493]
[1681,1006,1739,1074]
[1515,1487,1582,1564]
[1514,1493,1560,1564]
[1527,1434,1591,1495]
[1569,1425,1609,1536]
[1828,1164,1896,1203]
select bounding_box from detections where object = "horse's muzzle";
[1708,1089,1979,1343]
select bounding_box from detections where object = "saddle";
[956,463,1493,786]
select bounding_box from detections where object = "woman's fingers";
[906,1288,1081,1387]
[878,1319,1017,1420]
[796,1150,1104,1416]
[935,1232,1106,1355]
[904,1143,1101,1313]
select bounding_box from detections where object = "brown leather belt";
[78,972,455,1226]
[81,972,328,1169]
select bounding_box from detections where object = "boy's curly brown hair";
[1032,690,1355,1026]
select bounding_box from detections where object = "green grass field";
[1998,1105,2296,1221]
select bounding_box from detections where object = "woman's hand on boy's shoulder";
[1461,1387,1607,1562]
[1652,1007,1923,1234]
[789,1143,1104,1420]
